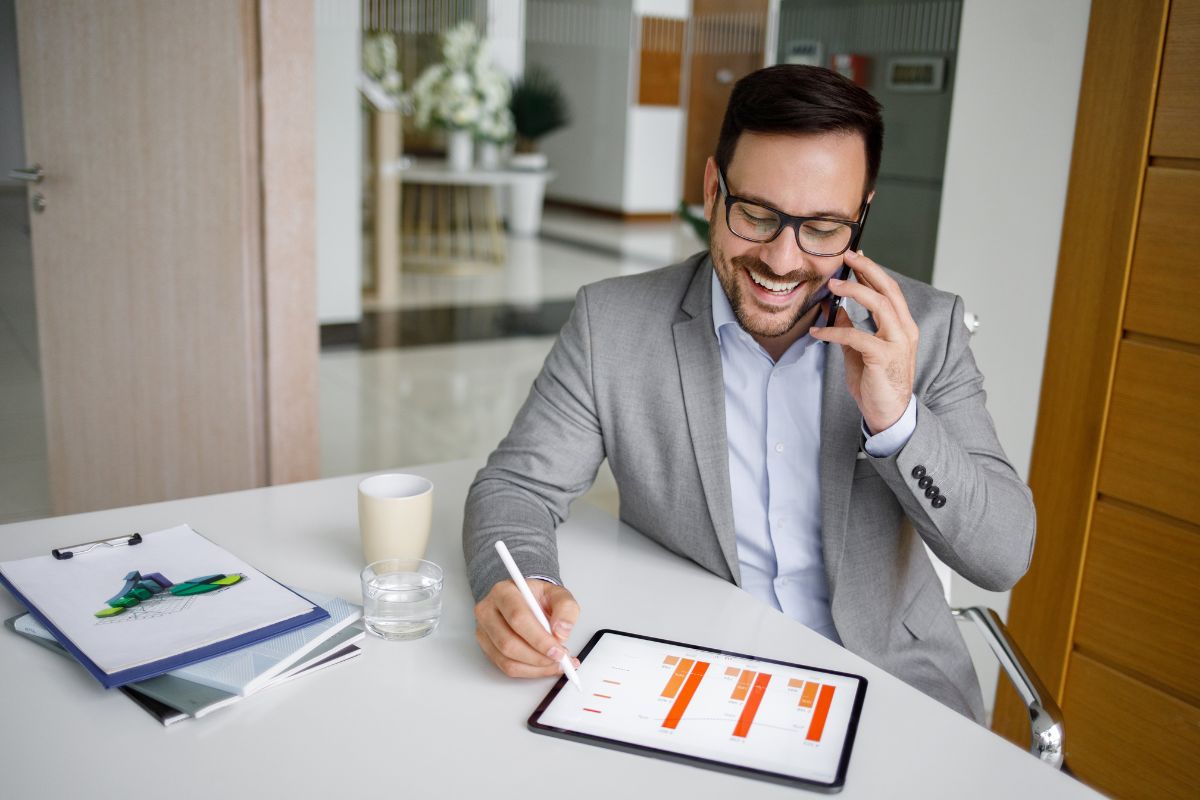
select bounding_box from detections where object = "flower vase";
[477,140,501,170]
[446,128,473,171]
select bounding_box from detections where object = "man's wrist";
[862,395,917,457]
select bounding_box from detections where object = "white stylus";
[494,539,583,692]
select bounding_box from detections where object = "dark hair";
[715,65,884,193]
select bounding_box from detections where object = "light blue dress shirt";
[711,273,916,642]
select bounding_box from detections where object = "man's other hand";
[474,579,581,678]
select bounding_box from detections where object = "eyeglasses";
[716,168,867,257]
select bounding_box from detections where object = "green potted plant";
[508,65,570,170]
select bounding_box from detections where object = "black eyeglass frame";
[716,167,870,257]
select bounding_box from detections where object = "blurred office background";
[0,0,1083,731]
[9,3,1198,797]
[0,0,1057,515]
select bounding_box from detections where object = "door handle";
[9,164,44,184]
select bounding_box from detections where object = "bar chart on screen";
[537,632,862,782]
[535,633,864,786]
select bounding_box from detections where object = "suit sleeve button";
[918,475,933,489]
[925,485,940,499]
[931,495,947,508]
[911,465,927,479]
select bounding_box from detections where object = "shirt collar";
[709,266,821,364]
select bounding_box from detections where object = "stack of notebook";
[0,524,365,726]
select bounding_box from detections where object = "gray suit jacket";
[463,253,1035,723]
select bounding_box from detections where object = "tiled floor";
[319,207,702,515]
[0,198,701,524]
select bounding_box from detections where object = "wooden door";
[15,0,318,514]
[682,0,769,206]
[996,1,1200,796]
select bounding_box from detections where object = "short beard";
[710,233,825,340]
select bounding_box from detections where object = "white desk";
[0,459,1096,799]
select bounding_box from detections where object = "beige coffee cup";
[358,473,434,565]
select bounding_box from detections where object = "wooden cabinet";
[997,2,1200,797]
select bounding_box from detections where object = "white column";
[314,0,363,324]
[485,0,525,80]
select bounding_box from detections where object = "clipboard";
[0,524,329,688]
[528,629,867,792]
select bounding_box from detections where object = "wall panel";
[1124,167,1200,346]
[1073,499,1200,705]
[1097,339,1200,527]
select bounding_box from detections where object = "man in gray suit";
[463,65,1034,723]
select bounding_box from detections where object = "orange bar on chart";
[788,678,805,689]
[798,681,819,708]
[732,672,772,737]
[806,684,837,742]
[725,667,740,677]
[662,661,710,729]
[661,658,695,698]
[663,655,679,666]
[731,670,756,701]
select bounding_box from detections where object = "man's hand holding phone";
[810,249,919,434]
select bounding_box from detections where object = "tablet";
[529,630,867,791]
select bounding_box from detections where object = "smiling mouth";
[746,268,802,295]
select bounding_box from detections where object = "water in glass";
[364,570,443,640]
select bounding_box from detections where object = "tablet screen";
[529,629,866,790]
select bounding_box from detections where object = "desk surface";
[0,460,1096,799]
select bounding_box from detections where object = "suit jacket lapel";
[820,301,874,593]
[820,299,878,594]
[674,258,741,585]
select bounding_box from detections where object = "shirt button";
[775,442,784,453]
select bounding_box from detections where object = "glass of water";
[361,558,444,641]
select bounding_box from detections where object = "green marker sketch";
[95,570,245,617]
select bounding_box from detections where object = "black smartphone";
[823,201,872,327]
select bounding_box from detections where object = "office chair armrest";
[953,606,1065,769]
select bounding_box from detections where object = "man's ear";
[702,157,719,215]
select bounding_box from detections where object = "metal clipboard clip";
[51,532,143,560]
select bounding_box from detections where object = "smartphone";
[823,201,872,327]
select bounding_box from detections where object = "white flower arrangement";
[362,32,405,98]
[476,104,515,144]
[411,21,513,141]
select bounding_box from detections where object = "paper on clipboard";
[0,524,324,679]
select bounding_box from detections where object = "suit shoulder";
[887,268,961,325]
